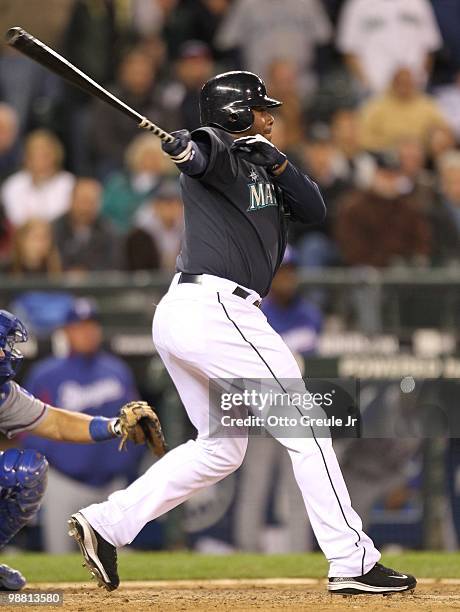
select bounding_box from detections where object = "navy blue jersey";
[176,127,325,297]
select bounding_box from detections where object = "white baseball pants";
[81,274,381,576]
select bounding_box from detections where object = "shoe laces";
[375,563,399,576]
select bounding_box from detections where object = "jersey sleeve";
[272,161,326,224]
[0,382,49,439]
[191,128,239,187]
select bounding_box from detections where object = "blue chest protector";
[0,448,48,548]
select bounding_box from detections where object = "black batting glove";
[162,129,193,163]
[231,134,287,173]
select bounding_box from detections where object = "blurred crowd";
[1,0,460,278]
[3,0,460,554]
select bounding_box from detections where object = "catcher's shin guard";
[0,565,26,591]
[0,449,48,547]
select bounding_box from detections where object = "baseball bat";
[5,27,174,143]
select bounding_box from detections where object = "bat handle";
[138,117,175,143]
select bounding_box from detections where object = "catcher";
[0,309,166,590]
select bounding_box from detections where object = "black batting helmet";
[199,71,282,133]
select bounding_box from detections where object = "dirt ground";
[5,580,460,612]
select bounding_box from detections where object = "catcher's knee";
[0,449,48,547]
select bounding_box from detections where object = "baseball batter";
[70,71,416,595]
[0,309,164,590]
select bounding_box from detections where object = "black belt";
[177,273,261,308]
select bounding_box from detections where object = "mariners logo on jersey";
[247,168,278,212]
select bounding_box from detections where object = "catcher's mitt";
[116,401,167,457]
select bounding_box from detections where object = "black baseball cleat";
[328,562,417,595]
[68,512,119,592]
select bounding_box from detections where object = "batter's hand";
[161,129,193,163]
[231,134,287,172]
[116,401,167,457]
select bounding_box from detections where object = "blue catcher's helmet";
[0,310,28,386]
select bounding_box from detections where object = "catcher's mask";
[0,310,28,386]
[200,70,282,133]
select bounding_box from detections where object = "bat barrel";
[5,26,175,145]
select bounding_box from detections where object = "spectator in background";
[335,161,432,267]
[266,59,305,150]
[0,204,12,271]
[102,134,174,233]
[182,0,234,63]
[336,0,442,96]
[1,130,74,227]
[434,73,460,141]
[430,151,460,265]
[10,219,61,278]
[330,107,376,189]
[0,0,71,49]
[53,178,119,273]
[130,0,178,38]
[321,0,347,26]
[215,0,331,96]
[24,298,145,553]
[140,0,232,63]
[359,68,448,154]
[335,408,421,531]
[125,179,183,272]
[0,43,61,137]
[262,247,323,356]
[162,40,215,132]
[395,137,436,212]
[148,0,232,65]
[61,0,123,86]
[59,0,130,174]
[431,0,460,84]
[131,0,183,57]
[290,124,350,268]
[0,103,20,181]
[88,47,168,178]
[426,124,457,172]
